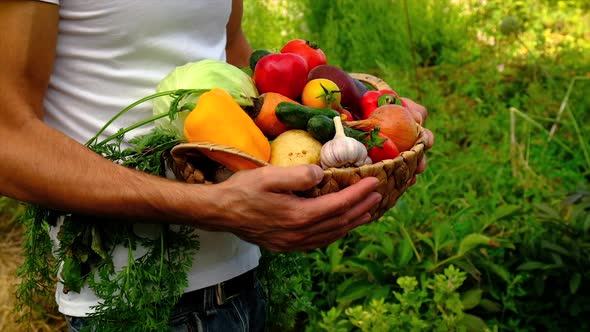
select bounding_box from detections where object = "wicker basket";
[168,73,427,221]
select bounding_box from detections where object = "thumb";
[263,164,324,193]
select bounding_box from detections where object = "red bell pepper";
[360,89,400,119]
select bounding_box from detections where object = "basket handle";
[349,73,392,91]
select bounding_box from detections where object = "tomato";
[366,130,400,162]
[254,53,308,100]
[280,39,327,72]
[301,78,341,109]
[336,107,354,121]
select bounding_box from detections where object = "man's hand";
[189,165,382,252]
[402,97,434,185]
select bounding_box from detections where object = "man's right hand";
[173,164,382,252]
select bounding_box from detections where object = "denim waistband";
[175,268,257,310]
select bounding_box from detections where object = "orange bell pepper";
[183,88,271,171]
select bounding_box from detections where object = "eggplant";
[308,64,366,119]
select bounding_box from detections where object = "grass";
[0,198,66,331]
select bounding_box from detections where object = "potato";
[270,129,323,167]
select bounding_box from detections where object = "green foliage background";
[0,0,588,331]
[244,0,590,331]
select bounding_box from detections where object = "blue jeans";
[66,281,267,332]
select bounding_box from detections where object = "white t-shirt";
[37,0,261,317]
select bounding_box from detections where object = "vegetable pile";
[169,38,425,172]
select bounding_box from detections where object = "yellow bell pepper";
[183,88,271,171]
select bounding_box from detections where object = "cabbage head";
[152,59,258,139]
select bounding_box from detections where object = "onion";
[344,104,419,152]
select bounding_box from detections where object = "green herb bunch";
[258,250,315,331]
[15,206,59,323]
[86,224,199,331]
[16,89,204,332]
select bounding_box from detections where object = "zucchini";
[275,102,339,130]
[249,49,272,71]
[306,114,369,144]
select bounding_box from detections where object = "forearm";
[0,113,220,225]
[226,30,252,68]
[225,0,252,68]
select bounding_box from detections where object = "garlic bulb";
[320,116,368,169]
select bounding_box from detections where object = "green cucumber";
[306,114,369,144]
[275,102,339,130]
[249,49,272,71]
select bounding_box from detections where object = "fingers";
[402,98,434,150]
[295,177,380,225]
[287,213,373,252]
[299,191,381,235]
[260,189,380,251]
[279,184,381,251]
[401,97,428,120]
[246,179,382,252]
[423,128,434,149]
[259,212,372,252]
[416,154,427,174]
[414,128,432,177]
[257,164,325,192]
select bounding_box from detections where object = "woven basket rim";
[170,125,427,176]
[170,142,270,168]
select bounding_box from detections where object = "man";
[0,0,432,330]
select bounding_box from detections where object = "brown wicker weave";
[169,73,428,221]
